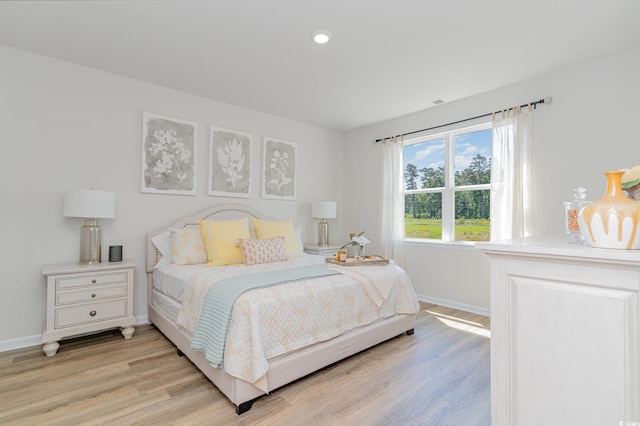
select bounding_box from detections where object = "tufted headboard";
[145,203,277,273]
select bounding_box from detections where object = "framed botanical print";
[208,126,252,198]
[262,136,296,200]
[141,112,197,195]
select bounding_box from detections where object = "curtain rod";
[373,96,552,143]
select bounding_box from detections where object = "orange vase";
[578,170,640,249]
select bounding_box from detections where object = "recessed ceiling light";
[312,30,332,44]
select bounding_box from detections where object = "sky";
[403,128,491,173]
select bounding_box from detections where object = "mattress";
[151,289,181,323]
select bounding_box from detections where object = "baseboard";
[0,334,41,353]
[0,316,151,354]
[417,293,490,317]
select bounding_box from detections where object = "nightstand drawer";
[56,284,127,305]
[55,299,127,329]
[56,272,127,290]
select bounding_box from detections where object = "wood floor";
[0,303,490,425]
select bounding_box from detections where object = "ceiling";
[1,1,639,132]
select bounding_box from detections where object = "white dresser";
[476,238,640,426]
[41,260,137,356]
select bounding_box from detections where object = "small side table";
[41,260,137,356]
[303,245,342,257]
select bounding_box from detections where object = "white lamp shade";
[312,201,337,219]
[63,189,116,219]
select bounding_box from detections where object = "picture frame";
[262,136,297,200]
[208,126,252,198]
[141,112,197,195]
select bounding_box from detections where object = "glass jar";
[563,186,590,244]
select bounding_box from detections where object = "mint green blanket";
[191,263,339,368]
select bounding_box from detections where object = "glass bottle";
[563,186,590,244]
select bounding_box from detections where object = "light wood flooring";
[0,303,490,425]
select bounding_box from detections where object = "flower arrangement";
[621,165,640,201]
[340,231,371,256]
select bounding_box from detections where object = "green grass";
[405,217,490,242]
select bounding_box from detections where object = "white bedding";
[155,255,420,392]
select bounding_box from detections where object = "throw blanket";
[325,263,396,308]
[191,264,339,368]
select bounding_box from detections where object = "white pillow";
[295,227,304,254]
[151,231,172,269]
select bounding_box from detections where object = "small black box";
[109,245,123,262]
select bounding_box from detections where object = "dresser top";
[476,236,640,265]
[42,260,137,276]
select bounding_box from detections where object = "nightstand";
[41,260,137,356]
[303,245,342,257]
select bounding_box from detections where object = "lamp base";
[79,218,102,264]
[318,218,329,247]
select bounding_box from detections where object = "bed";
[145,203,420,414]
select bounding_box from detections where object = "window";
[403,123,491,242]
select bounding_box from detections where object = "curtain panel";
[379,136,405,267]
[490,105,534,241]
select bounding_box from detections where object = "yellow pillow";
[252,218,303,258]
[198,218,251,266]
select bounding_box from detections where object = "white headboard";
[145,203,276,273]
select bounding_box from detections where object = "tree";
[405,163,418,190]
[420,166,445,188]
[405,164,419,218]
[456,154,491,185]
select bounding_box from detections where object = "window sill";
[404,239,478,251]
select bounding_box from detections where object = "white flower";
[352,235,371,246]
[340,232,371,250]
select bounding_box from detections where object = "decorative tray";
[325,255,390,266]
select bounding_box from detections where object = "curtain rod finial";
[544,96,552,104]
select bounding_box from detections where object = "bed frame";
[146,203,416,414]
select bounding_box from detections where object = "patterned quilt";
[176,255,420,392]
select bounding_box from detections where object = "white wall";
[0,44,344,350]
[344,47,640,314]
[3,42,639,350]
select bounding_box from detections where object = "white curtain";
[379,135,405,267]
[490,105,534,241]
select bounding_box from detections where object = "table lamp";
[63,189,116,264]
[312,201,337,246]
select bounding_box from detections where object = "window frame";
[403,121,492,245]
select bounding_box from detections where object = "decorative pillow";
[169,227,208,265]
[198,218,251,266]
[252,218,304,258]
[238,236,289,266]
[151,231,172,268]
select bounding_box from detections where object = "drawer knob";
[92,279,97,284]
[89,310,97,317]
[91,293,96,298]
